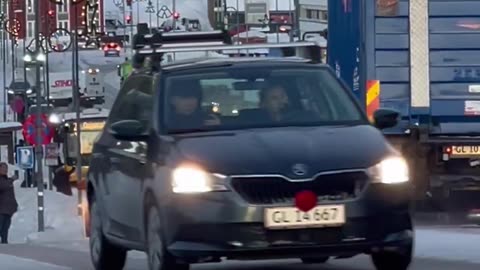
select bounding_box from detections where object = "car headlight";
[7,90,14,94]
[369,156,409,184]
[172,166,228,193]
[26,89,33,94]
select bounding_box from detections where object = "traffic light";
[173,12,180,20]
[47,10,55,17]
[126,15,132,24]
[126,0,132,6]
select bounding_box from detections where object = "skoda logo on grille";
[292,163,308,176]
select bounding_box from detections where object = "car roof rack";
[132,24,325,67]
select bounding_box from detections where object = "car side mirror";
[109,120,149,141]
[373,108,400,130]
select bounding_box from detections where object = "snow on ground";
[415,227,480,264]
[9,180,84,244]
[9,175,480,264]
[0,254,69,270]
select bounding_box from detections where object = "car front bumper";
[161,183,413,261]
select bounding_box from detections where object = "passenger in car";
[168,85,220,130]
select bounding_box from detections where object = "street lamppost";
[24,35,47,231]
[0,9,6,122]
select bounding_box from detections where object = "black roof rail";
[132,28,232,51]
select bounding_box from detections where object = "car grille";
[231,171,369,205]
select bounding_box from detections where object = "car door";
[102,74,154,242]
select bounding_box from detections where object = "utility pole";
[72,2,83,216]
[172,0,176,29]
[34,0,45,233]
[45,8,52,190]
[123,0,127,53]
[1,2,6,122]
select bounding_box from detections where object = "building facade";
[298,0,327,36]
[8,0,104,40]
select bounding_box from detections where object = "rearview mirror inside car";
[373,108,400,130]
[109,120,149,141]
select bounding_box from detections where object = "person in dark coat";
[0,162,19,244]
[53,165,75,196]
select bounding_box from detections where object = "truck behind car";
[327,0,480,210]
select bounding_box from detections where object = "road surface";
[0,242,479,270]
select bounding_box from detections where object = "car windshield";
[162,66,365,134]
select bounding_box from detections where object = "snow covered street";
[4,179,480,269]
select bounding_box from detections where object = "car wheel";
[146,205,190,270]
[371,241,413,270]
[301,257,329,264]
[89,199,127,270]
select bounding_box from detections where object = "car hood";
[172,125,395,177]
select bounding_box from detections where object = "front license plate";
[450,145,480,157]
[264,205,345,230]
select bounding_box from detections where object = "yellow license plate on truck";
[451,145,480,156]
[264,205,345,230]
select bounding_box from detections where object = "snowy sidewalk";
[0,254,69,270]
[9,181,84,245]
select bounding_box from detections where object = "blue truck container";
[327,0,480,209]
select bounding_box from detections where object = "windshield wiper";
[168,128,213,135]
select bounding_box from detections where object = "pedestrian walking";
[0,162,19,244]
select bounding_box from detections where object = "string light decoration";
[4,19,21,36]
[27,33,51,53]
[72,0,103,48]
[48,28,73,52]
[113,0,124,9]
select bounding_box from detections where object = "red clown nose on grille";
[295,190,317,212]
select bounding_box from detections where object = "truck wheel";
[371,241,413,270]
[89,199,127,270]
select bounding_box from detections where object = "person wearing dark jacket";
[0,162,19,244]
[53,165,75,196]
[168,82,220,130]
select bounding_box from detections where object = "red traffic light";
[173,12,180,19]
[126,15,132,24]
[48,10,55,17]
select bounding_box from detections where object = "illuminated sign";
[52,79,73,88]
[81,121,105,131]
[71,121,106,132]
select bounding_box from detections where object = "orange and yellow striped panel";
[366,80,380,122]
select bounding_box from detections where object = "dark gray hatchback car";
[87,58,413,270]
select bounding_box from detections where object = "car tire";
[145,205,190,270]
[371,241,413,270]
[301,257,329,264]
[89,199,127,270]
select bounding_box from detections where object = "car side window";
[109,74,154,129]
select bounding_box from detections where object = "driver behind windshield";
[259,83,290,122]
[168,81,220,130]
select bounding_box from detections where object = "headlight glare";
[172,166,228,193]
[369,156,409,184]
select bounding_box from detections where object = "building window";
[58,1,68,13]
[58,21,68,31]
[305,9,327,22]
[28,22,34,37]
[27,0,34,14]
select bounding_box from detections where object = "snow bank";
[9,181,83,244]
